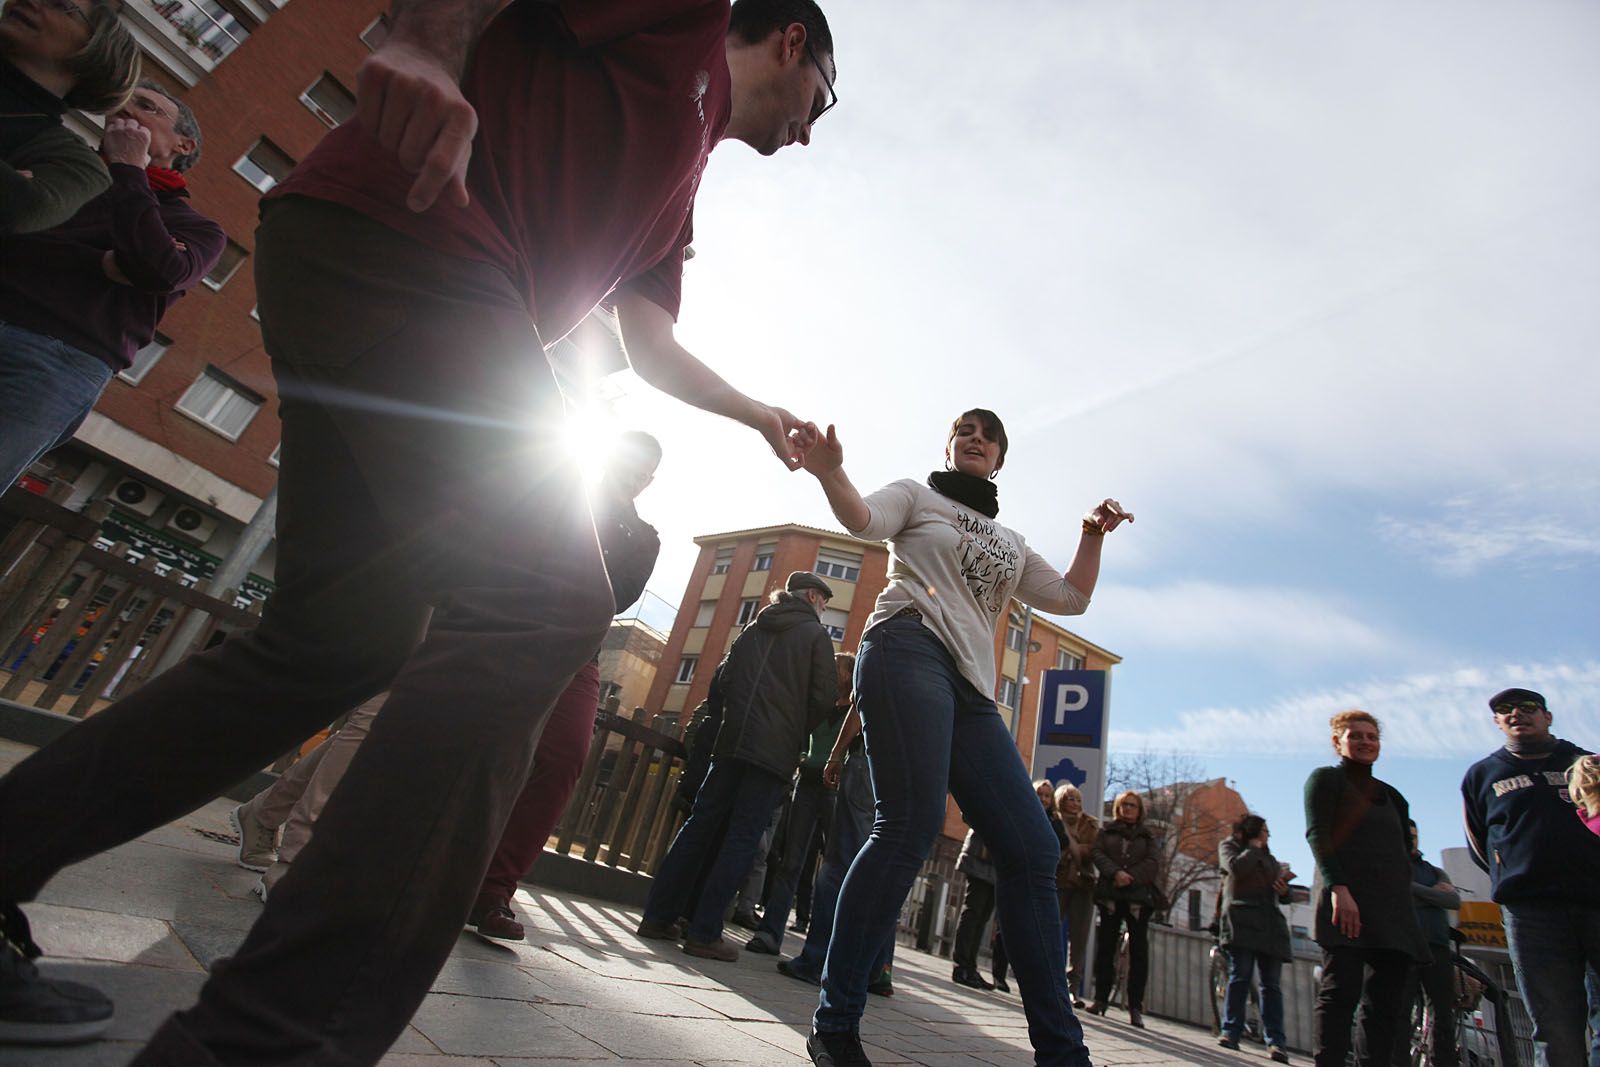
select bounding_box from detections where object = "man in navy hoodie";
[1461,687,1600,1067]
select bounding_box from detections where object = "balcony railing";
[134,0,250,70]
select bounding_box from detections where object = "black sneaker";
[776,958,821,985]
[807,1027,872,1066]
[1,903,113,1046]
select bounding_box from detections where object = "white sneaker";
[228,802,279,873]
[250,877,268,904]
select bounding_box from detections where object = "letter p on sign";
[1055,685,1089,725]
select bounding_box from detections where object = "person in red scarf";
[0,79,224,492]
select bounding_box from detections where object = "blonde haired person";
[1303,710,1428,1067]
[1054,783,1098,1006]
[1088,789,1159,1026]
[1568,755,1600,837]
[1,0,140,233]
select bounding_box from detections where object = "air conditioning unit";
[110,477,164,517]
[166,506,219,543]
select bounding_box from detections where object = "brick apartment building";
[13,0,392,598]
[641,522,1123,952]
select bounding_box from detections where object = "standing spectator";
[1391,820,1460,1067]
[798,408,1126,1067]
[1462,687,1600,1067]
[776,699,895,996]
[1,0,138,235]
[1,80,222,490]
[1087,790,1159,1028]
[746,652,853,955]
[637,571,838,961]
[950,828,998,991]
[0,1,838,1057]
[1305,710,1429,1067]
[1055,783,1098,1007]
[1217,814,1293,1064]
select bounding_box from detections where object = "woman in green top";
[1303,710,1429,1067]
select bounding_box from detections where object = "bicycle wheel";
[1210,949,1228,1035]
[1405,996,1430,1067]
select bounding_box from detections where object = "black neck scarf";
[927,470,998,519]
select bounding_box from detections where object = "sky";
[582,0,1600,884]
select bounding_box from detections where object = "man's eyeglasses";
[41,0,90,24]
[1492,701,1545,717]
[803,41,837,126]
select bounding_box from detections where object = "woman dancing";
[799,408,1131,1067]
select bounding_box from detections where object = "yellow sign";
[1457,901,1506,948]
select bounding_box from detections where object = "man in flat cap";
[1462,687,1600,1067]
[638,571,838,960]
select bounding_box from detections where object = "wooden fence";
[551,704,687,877]
[0,487,261,717]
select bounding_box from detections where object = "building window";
[118,333,170,385]
[675,655,698,685]
[998,675,1018,707]
[359,13,389,49]
[820,607,848,642]
[737,597,759,626]
[202,240,248,291]
[692,600,716,628]
[711,547,734,575]
[300,72,356,128]
[815,548,861,582]
[175,366,263,440]
[1006,626,1025,652]
[232,137,295,192]
[1055,649,1084,671]
[753,545,775,571]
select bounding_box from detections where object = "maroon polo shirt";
[271,0,732,342]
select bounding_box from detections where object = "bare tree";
[1104,750,1247,924]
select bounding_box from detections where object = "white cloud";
[1110,661,1600,759]
[1078,580,1400,664]
[1376,487,1600,576]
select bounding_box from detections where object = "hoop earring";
[988,469,999,481]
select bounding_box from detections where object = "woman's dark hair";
[728,0,833,59]
[1232,814,1267,843]
[947,408,1009,469]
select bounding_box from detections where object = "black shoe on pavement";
[807,1027,872,1066]
[1217,1034,1241,1051]
[744,931,779,954]
[1269,1045,1290,1063]
[777,958,822,986]
[790,918,808,933]
[1085,1000,1108,1015]
[1128,1008,1145,1029]
[635,917,684,941]
[951,966,992,991]
[728,910,761,931]
[993,977,1010,993]
[1,903,114,1046]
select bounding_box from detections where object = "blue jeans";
[791,751,893,982]
[643,757,788,943]
[1223,946,1287,1047]
[814,615,1090,1066]
[758,771,835,941]
[1502,902,1600,1067]
[0,321,113,487]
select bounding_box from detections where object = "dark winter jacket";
[957,829,996,886]
[1,57,109,234]
[1091,819,1160,905]
[1218,838,1292,961]
[594,488,658,614]
[674,661,725,812]
[710,593,837,780]
[0,163,225,369]
[1407,852,1461,947]
[1056,813,1099,892]
[1462,738,1600,907]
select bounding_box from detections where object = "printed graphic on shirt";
[1493,775,1535,797]
[950,508,1019,616]
[690,70,709,125]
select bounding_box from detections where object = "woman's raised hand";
[801,423,846,477]
[1085,498,1135,534]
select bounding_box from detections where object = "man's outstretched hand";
[748,403,815,470]
[356,41,477,213]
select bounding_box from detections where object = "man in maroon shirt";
[0,0,837,1061]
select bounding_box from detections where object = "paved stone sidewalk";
[3,740,1251,1066]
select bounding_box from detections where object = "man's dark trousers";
[756,769,834,943]
[952,876,997,973]
[0,198,615,1066]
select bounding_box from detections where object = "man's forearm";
[387,0,506,76]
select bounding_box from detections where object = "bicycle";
[1405,930,1519,1067]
